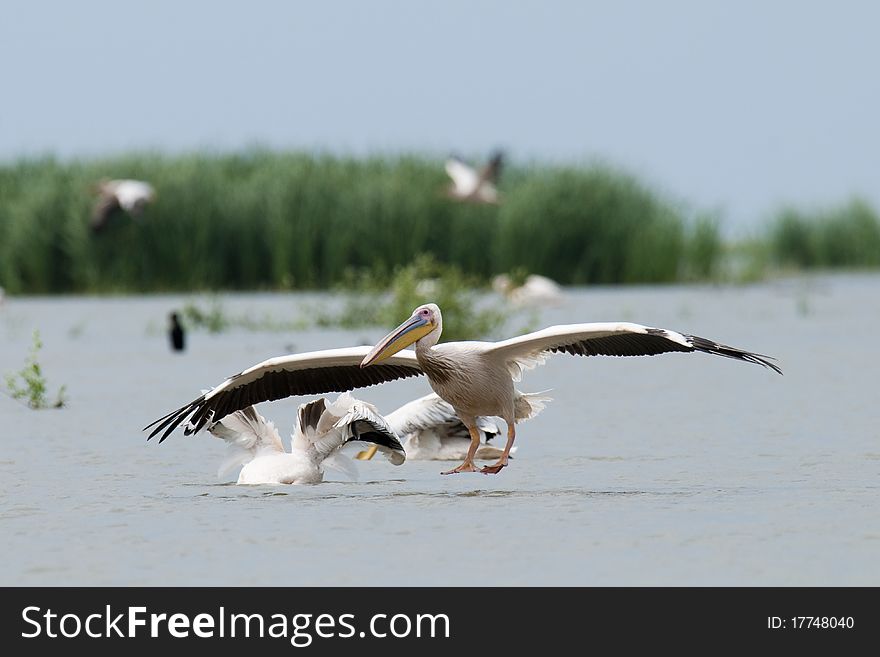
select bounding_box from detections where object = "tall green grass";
[768,198,880,269]
[1,150,722,293]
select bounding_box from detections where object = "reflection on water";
[1,274,878,585]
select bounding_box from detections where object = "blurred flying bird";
[445,151,503,204]
[208,393,405,485]
[168,311,185,352]
[493,273,564,307]
[90,178,156,233]
[146,304,781,478]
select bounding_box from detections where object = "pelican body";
[493,273,564,307]
[146,303,780,477]
[359,304,544,473]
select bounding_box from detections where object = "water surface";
[1,275,877,585]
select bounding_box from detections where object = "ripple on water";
[1,505,45,519]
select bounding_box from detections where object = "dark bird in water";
[169,312,185,352]
[90,178,156,233]
[445,150,504,204]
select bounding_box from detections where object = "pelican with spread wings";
[145,303,780,475]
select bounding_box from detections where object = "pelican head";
[361,303,441,367]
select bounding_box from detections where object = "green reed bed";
[768,198,880,270]
[2,150,724,293]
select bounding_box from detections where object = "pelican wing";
[90,194,121,232]
[329,401,406,465]
[487,322,782,380]
[386,393,502,441]
[385,393,463,436]
[208,406,284,476]
[208,406,284,452]
[478,151,503,184]
[144,346,423,442]
[475,416,503,439]
[445,157,479,193]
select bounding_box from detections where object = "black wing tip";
[142,364,423,445]
[351,431,407,464]
[746,352,783,375]
[143,396,206,443]
[349,419,406,454]
[299,398,327,431]
[686,334,783,375]
[731,351,783,376]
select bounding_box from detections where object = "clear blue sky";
[2,0,877,231]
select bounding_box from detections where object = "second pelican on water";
[209,393,405,484]
[146,303,781,476]
[379,391,548,461]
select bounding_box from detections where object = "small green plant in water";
[319,254,528,341]
[180,297,308,334]
[181,297,230,334]
[4,330,67,409]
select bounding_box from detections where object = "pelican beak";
[360,314,433,367]
[355,444,379,460]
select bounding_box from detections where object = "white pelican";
[381,391,549,461]
[90,178,156,232]
[208,393,405,484]
[445,151,503,204]
[492,273,564,307]
[145,303,780,476]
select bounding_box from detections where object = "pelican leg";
[441,426,482,474]
[481,423,515,474]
